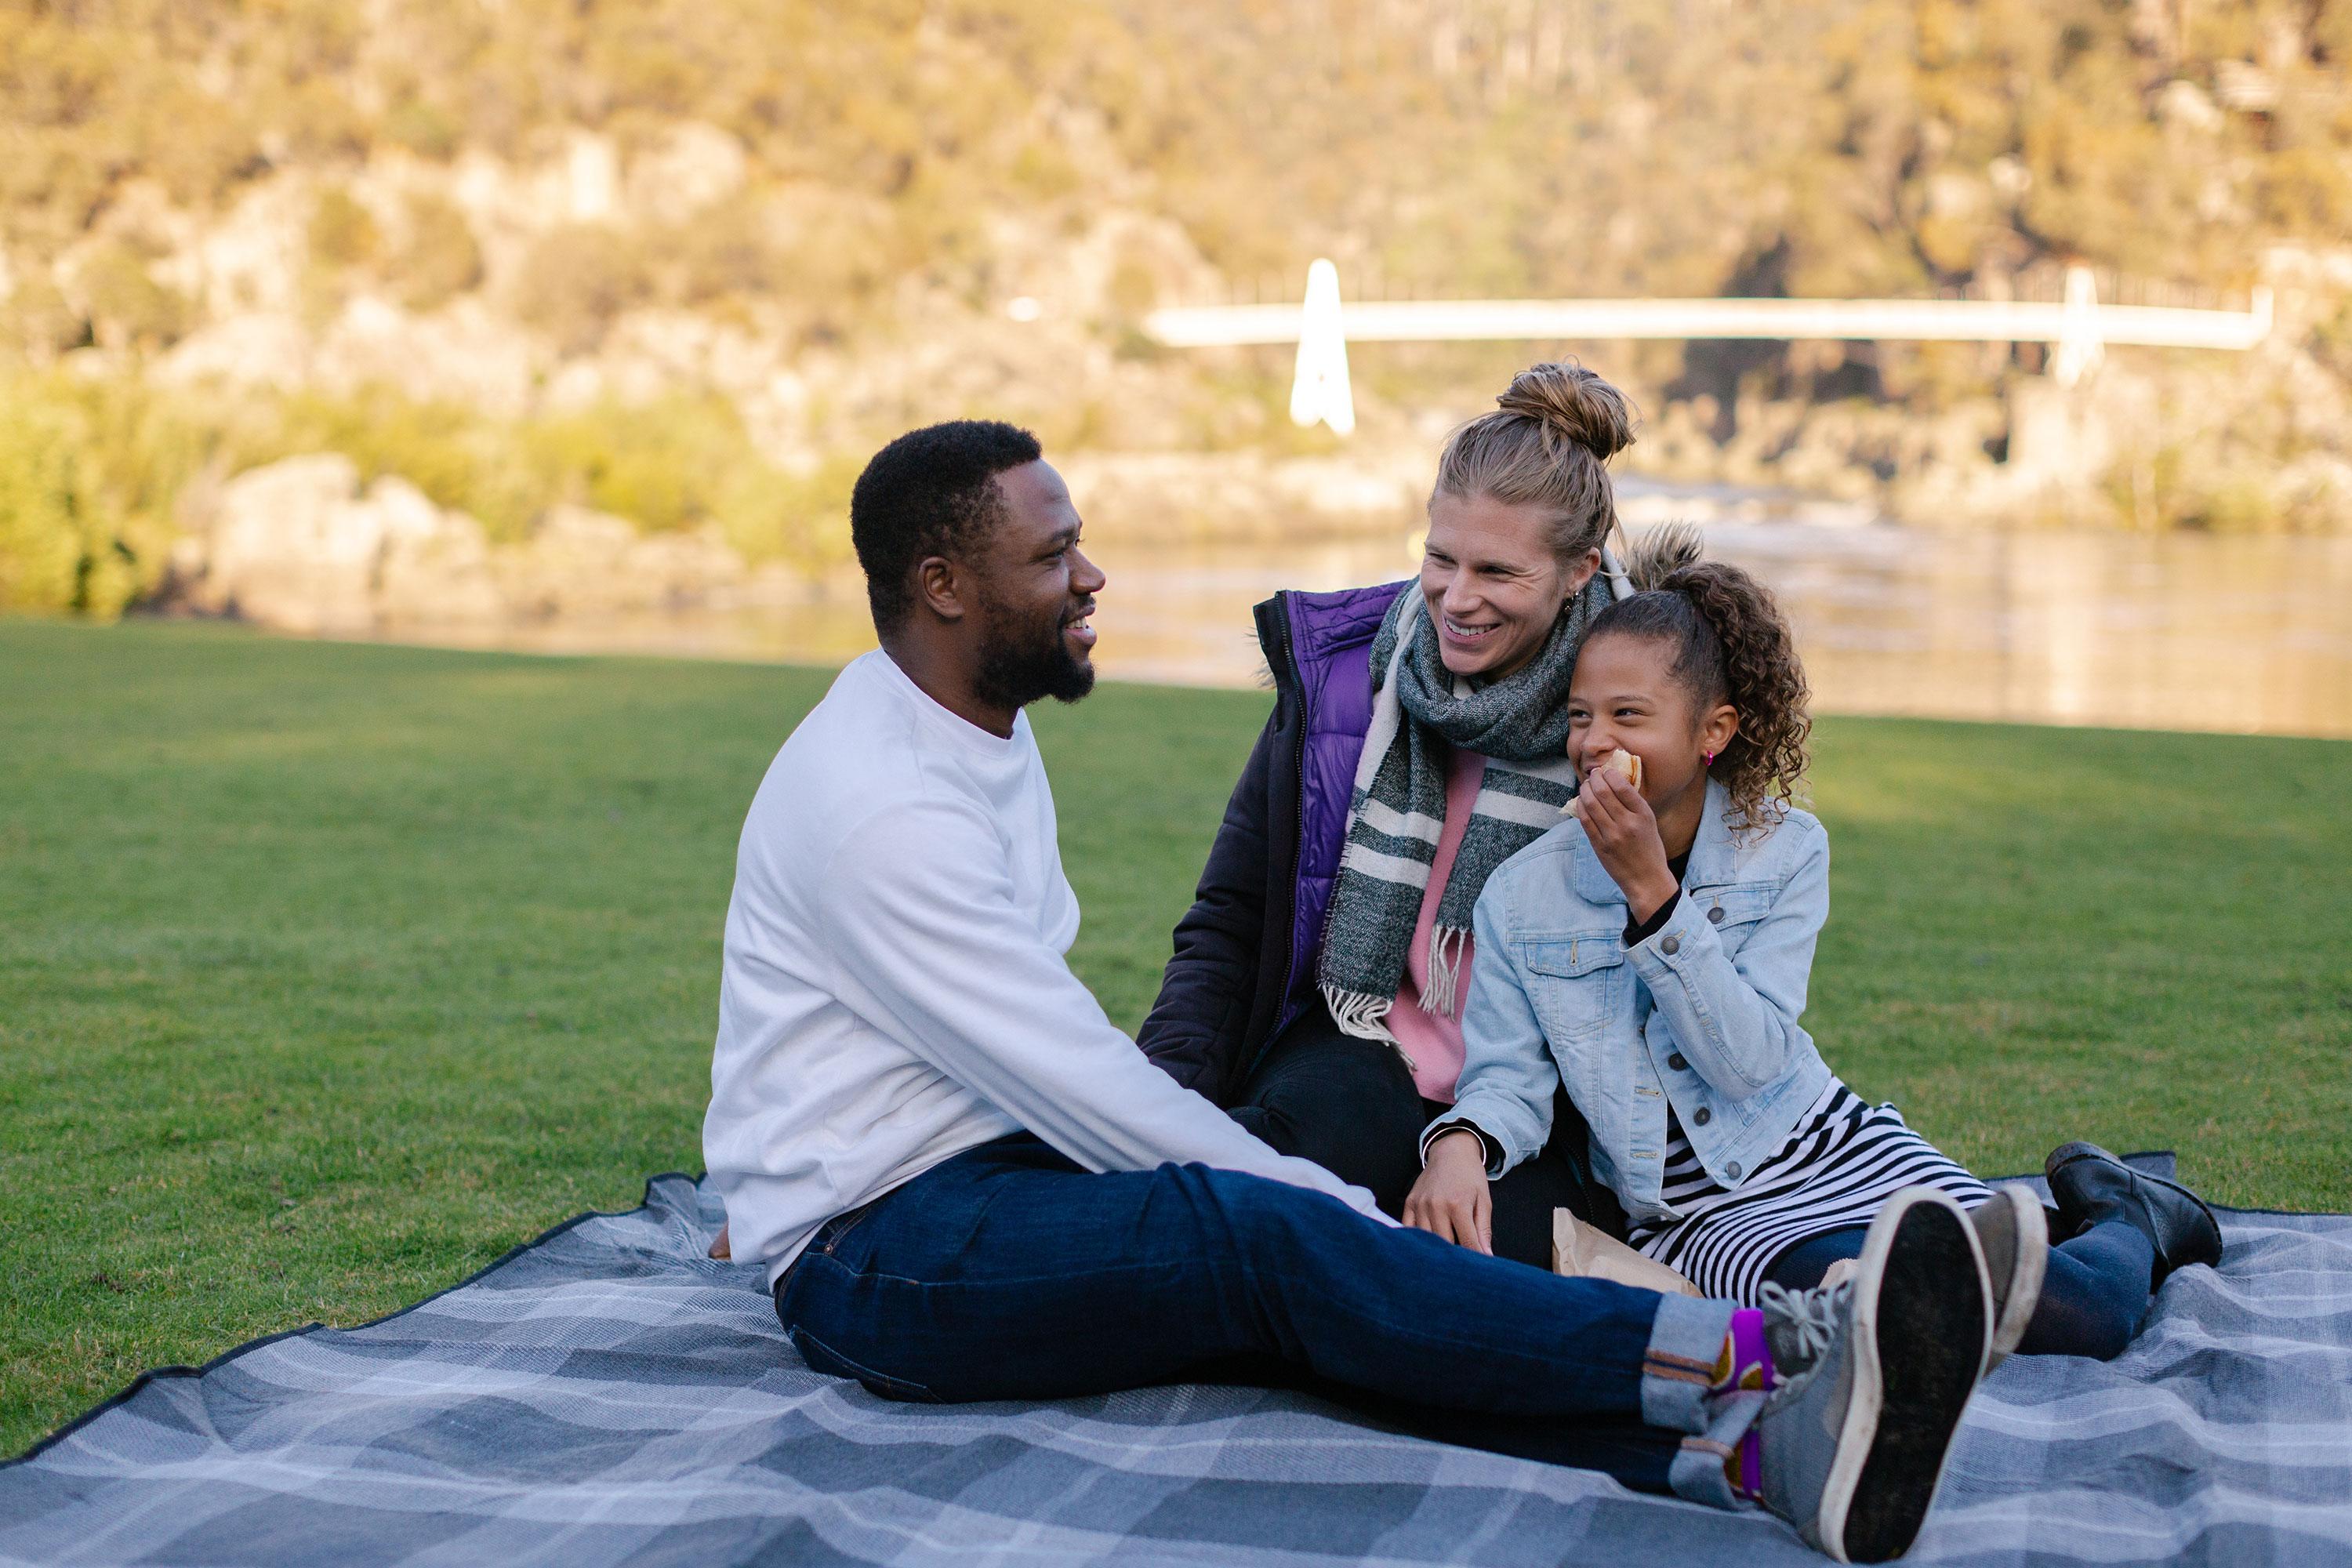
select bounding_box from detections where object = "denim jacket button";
[1707,906,1726,924]
[1661,934,1681,956]
[1726,1161,1743,1179]
[1668,1053,1689,1071]
[1692,1107,1712,1126]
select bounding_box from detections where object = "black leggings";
[1766,1215,2158,1361]
[1225,1007,1626,1270]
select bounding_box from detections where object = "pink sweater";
[1387,742,1487,1103]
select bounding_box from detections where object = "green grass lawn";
[4,616,2349,1457]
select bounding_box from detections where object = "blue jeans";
[1769,1217,2156,1360]
[775,1134,1748,1504]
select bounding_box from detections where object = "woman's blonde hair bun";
[1494,360,1636,462]
[1432,357,1637,563]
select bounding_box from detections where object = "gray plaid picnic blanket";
[5,1163,2349,1566]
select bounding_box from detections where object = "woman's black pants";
[1225,1006,1627,1270]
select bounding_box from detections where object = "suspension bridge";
[1144,261,2276,435]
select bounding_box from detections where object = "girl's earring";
[1703,750,1715,766]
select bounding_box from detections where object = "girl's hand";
[1404,1128,1494,1254]
[1577,764,1679,927]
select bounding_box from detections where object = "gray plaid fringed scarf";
[1318,577,1611,1054]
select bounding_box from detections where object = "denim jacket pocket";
[1519,931,1629,1042]
[1684,882,1775,949]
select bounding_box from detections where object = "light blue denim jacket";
[1440,779,1833,1225]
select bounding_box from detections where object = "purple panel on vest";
[1277,581,1407,1026]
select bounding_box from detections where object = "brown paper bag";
[1552,1208,1701,1296]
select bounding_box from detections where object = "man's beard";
[971,594,1095,710]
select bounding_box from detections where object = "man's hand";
[1577,764,1679,927]
[1404,1127,1494,1254]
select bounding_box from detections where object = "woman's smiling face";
[1418,490,1599,680]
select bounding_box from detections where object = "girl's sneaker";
[2045,1142,2221,1285]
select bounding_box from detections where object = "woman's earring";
[1703,750,1715,766]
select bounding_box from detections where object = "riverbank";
[151,505,2352,739]
[4,618,2348,1455]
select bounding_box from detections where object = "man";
[703,420,2012,1563]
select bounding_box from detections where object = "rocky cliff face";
[39,118,2352,532]
[10,71,2352,632]
[50,122,1223,470]
[166,452,840,637]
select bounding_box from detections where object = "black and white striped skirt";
[1628,1080,1993,1305]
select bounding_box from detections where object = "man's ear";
[1700,704,1740,760]
[916,555,967,622]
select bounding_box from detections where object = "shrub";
[719,451,858,571]
[278,76,370,162]
[235,387,543,542]
[218,385,849,569]
[521,393,838,561]
[141,82,268,208]
[677,202,784,306]
[394,193,485,310]
[0,372,196,617]
[514,225,652,354]
[308,186,383,270]
[383,96,462,162]
[77,241,192,350]
[0,389,85,612]
[4,276,87,357]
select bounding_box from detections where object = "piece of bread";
[1561,748,1642,818]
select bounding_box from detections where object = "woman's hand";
[1404,1128,1494,1254]
[1577,764,1679,927]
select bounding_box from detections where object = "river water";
[422,507,2352,741]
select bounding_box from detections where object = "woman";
[1136,360,1637,1267]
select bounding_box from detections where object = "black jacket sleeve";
[1134,706,1279,1098]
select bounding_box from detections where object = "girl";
[1406,529,2223,1361]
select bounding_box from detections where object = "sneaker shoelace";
[1757,1278,1851,1410]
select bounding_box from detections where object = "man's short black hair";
[850,420,1044,631]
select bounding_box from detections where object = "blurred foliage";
[392,193,485,310]
[75,240,193,350]
[514,224,652,356]
[524,395,855,565]
[230,384,845,561]
[3,0,2352,603]
[4,276,86,357]
[234,387,547,541]
[0,370,203,616]
[5,0,2347,310]
[307,187,383,270]
[0,366,851,607]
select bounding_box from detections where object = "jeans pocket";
[815,1199,879,1257]
[788,1323,942,1403]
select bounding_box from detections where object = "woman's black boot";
[2045,1142,2223,1286]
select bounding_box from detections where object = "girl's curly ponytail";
[1589,524,1812,832]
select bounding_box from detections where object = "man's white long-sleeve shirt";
[703,649,1382,1284]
